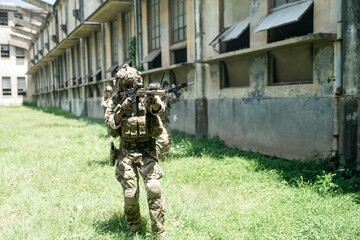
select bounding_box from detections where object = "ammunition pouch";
[121,139,153,150]
[120,115,148,139]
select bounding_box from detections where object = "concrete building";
[26,0,360,169]
[0,4,46,106]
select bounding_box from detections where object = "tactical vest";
[119,97,163,141]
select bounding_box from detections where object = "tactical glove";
[115,97,133,114]
[145,94,156,108]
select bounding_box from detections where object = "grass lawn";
[0,105,360,240]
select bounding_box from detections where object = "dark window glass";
[17,77,26,95]
[0,12,8,25]
[1,44,10,57]
[95,31,101,69]
[267,5,313,43]
[2,77,11,96]
[171,0,186,43]
[172,48,187,64]
[123,10,132,60]
[87,37,92,74]
[148,0,161,50]
[16,47,25,58]
[14,12,23,19]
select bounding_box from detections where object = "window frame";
[16,47,25,58]
[268,44,314,85]
[1,44,10,58]
[2,77,11,96]
[170,0,187,44]
[148,0,161,51]
[17,77,26,96]
[0,11,8,26]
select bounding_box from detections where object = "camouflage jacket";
[161,92,180,123]
[105,92,165,142]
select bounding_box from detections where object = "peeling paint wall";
[341,0,360,170]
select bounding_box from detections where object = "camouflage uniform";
[157,91,181,159]
[104,65,166,236]
[101,85,113,109]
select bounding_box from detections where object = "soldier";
[148,82,182,159]
[104,65,166,238]
[101,85,113,109]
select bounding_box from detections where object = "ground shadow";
[87,157,111,167]
[93,212,150,239]
[169,130,360,196]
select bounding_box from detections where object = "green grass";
[0,105,360,239]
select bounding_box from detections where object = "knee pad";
[146,180,162,199]
[124,188,138,204]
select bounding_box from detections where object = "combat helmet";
[114,64,143,91]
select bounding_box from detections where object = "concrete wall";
[84,0,101,21]
[340,0,360,169]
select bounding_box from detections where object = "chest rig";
[118,96,162,141]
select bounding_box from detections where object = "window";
[14,12,23,19]
[255,1,313,43]
[16,47,25,58]
[17,77,26,96]
[95,31,101,69]
[2,77,11,96]
[172,48,187,64]
[123,10,132,61]
[87,36,92,78]
[144,0,162,69]
[170,0,186,44]
[1,44,10,57]
[110,19,119,64]
[268,44,313,85]
[268,5,313,43]
[220,57,250,89]
[148,0,161,51]
[270,0,301,9]
[0,12,8,25]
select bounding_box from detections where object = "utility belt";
[121,139,154,150]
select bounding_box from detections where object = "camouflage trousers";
[115,147,165,235]
[156,121,172,159]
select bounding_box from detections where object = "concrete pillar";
[340,0,360,170]
[80,38,87,115]
[194,0,207,137]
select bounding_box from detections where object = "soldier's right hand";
[119,97,133,112]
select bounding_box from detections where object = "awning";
[106,62,118,73]
[74,75,81,83]
[255,0,313,33]
[119,59,132,69]
[210,18,250,46]
[90,68,101,78]
[141,49,161,63]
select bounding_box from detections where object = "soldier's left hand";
[145,94,156,107]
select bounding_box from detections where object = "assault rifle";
[116,72,168,116]
[168,82,194,97]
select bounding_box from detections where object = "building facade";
[0,4,45,106]
[26,0,360,169]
